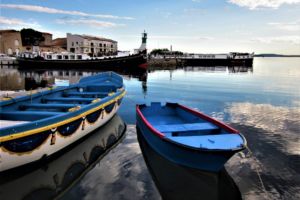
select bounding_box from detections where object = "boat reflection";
[0,115,126,200]
[0,65,148,91]
[137,127,242,200]
[182,66,253,73]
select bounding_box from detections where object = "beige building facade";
[0,30,23,55]
[67,33,118,56]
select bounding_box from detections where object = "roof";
[51,38,67,46]
[73,34,117,43]
[0,29,19,34]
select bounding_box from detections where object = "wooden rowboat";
[0,72,125,172]
[136,102,247,172]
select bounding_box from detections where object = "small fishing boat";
[0,72,126,172]
[136,102,247,172]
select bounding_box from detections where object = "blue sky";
[0,0,300,54]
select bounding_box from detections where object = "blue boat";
[136,102,247,172]
[0,72,125,172]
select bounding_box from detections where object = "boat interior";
[0,73,123,129]
[140,102,244,150]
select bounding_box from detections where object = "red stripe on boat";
[138,63,148,69]
[136,105,165,138]
[178,104,239,133]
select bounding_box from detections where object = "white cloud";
[228,0,300,9]
[268,21,300,31]
[0,16,41,30]
[150,35,214,40]
[0,16,30,26]
[0,4,134,20]
[251,35,300,44]
[56,19,125,28]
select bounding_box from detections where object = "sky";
[0,0,300,54]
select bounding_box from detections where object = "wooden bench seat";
[43,97,95,103]
[154,122,219,133]
[20,103,80,110]
[64,92,108,97]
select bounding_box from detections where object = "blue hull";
[136,103,246,172]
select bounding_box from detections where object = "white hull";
[0,102,121,172]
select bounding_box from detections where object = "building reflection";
[0,65,148,91]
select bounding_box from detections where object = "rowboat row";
[1,73,247,175]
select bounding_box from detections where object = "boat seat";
[64,91,108,97]
[42,97,95,103]
[154,122,219,133]
[165,134,244,150]
[86,84,117,92]
[19,103,80,110]
[0,111,64,121]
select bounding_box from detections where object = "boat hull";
[0,72,126,172]
[0,115,126,200]
[136,116,240,172]
[0,94,120,172]
[17,54,147,70]
[0,94,124,172]
[136,102,245,172]
[137,126,242,200]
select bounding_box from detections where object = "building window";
[72,42,74,46]
[64,55,69,59]
[70,55,75,60]
[111,44,113,48]
[77,55,82,60]
[104,44,106,47]
[57,55,62,59]
[100,43,102,47]
[47,55,52,59]
[76,42,78,45]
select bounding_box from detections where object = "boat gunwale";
[136,103,247,152]
[0,90,125,142]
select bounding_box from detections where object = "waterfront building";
[67,33,118,56]
[0,30,23,55]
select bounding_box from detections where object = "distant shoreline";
[254,54,300,57]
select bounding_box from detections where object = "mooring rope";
[245,146,270,200]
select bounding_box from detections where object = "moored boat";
[136,102,247,172]
[17,52,147,70]
[0,72,125,172]
[0,115,126,200]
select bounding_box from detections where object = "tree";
[20,28,45,46]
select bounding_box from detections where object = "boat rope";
[245,146,270,200]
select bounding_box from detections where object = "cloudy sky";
[0,0,299,54]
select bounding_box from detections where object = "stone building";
[67,33,117,56]
[0,30,23,55]
[40,32,53,46]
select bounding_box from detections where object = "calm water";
[0,57,299,199]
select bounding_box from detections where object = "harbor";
[1,57,300,199]
[1,0,300,199]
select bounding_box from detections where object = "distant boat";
[178,52,254,66]
[136,102,247,172]
[0,72,126,172]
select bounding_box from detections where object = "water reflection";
[224,102,300,199]
[0,115,126,200]
[137,127,242,200]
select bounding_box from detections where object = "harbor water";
[0,57,299,200]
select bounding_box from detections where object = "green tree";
[20,28,45,46]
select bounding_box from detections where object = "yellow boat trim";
[0,91,126,142]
